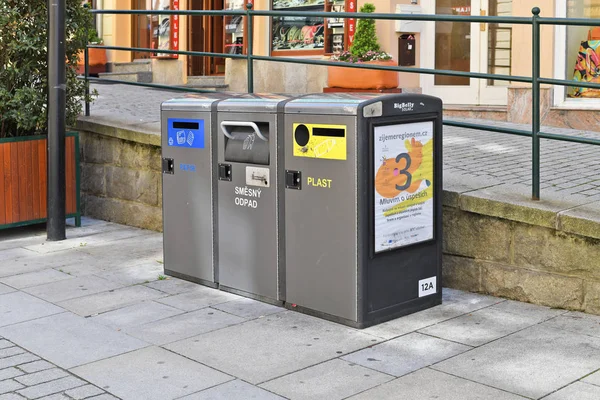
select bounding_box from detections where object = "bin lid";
[161,93,234,111]
[285,93,384,115]
[217,93,295,113]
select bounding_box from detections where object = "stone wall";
[442,186,600,315]
[76,124,600,315]
[78,129,163,232]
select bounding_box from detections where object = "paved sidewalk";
[1,219,600,400]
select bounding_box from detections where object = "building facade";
[95,0,600,129]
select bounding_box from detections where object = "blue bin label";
[167,119,205,149]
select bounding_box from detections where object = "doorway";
[188,0,225,76]
[421,0,513,105]
[132,0,152,60]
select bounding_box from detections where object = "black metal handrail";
[82,6,600,200]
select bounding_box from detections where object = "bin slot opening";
[224,123,270,166]
[312,127,345,137]
[173,121,200,130]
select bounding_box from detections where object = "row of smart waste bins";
[161,93,443,328]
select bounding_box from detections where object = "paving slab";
[145,278,208,295]
[79,234,163,260]
[363,289,504,339]
[0,379,24,395]
[90,301,183,329]
[180,380,286,400]
[0,312,148,369]
[487,299,567,321]
[23,227,153,254]
[432,325,600,399]
[63,384,105,400]
[0,250,97,278]
[0,225,47,252]
[342,332,471,377]
[544,382,600,400]
[165,311,382,384]
[583,369,600,387]
[71,346,233,400]
[155,286,241,312]
[259,358,393,400]
[124,308,244,345]
[16,376,86,399]
[0,292,64,328]
[0,269,73,290]
[0,368,24,381]
[57,285,166,317]
[0,248,37,262]
[418,307,542,347]
[0,284,16,295]
[99,262,164,286]
[14,368,69,386]
[0,353,40,370]
[541,312,600,339]
[211,298,285,319]
[347,368,527,400]
[22,275,123,303]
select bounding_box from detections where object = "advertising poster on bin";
[373,121,434,253]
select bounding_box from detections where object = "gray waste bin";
[216,94,293,303]
[283,93,443,328]
[161,94,232,287]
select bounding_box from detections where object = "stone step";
[98,71,153,83]
[113,60,152,74]
[186,76,226,87]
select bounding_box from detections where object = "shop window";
[271,0,325,55]
[566,0,600,98]
[224,0,246,55]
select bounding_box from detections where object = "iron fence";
[84,6,600,200]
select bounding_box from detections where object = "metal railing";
[83,6,600,200]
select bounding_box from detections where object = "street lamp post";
[47,0,67,241]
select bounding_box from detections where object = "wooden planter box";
[327,60,399,90]
[76,47,107,76]
[0,133,81,230]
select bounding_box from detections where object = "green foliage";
[350,3,382,58]
[0,0,95,138]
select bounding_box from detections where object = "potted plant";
[0,0,93,229]
[77,28,108,76]
[327,3,399,90]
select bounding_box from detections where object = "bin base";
[164,269,218,289]
[219,285,284,307]
[285,294,442,329]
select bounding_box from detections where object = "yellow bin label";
[293,123,347,161]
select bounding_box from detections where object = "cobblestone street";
[0,338,115,400]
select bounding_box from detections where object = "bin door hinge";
[285,170,302,190]
[162,158,174,175]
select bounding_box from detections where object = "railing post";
[531,7,541,200]
[246,3,254,93]
[84,43,90,117]
[84,4,90,117]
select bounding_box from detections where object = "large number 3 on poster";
[375,138,424,198]
[393,153,412,191]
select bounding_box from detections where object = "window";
[271,0,326,55]
[565,0,600,99]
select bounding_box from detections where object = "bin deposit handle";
[220,121,268,142]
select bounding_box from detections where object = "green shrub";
[0,0,95,138]
[332,3,391,63]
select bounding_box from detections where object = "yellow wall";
[511,0,555,87]
[102,0,133,63]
